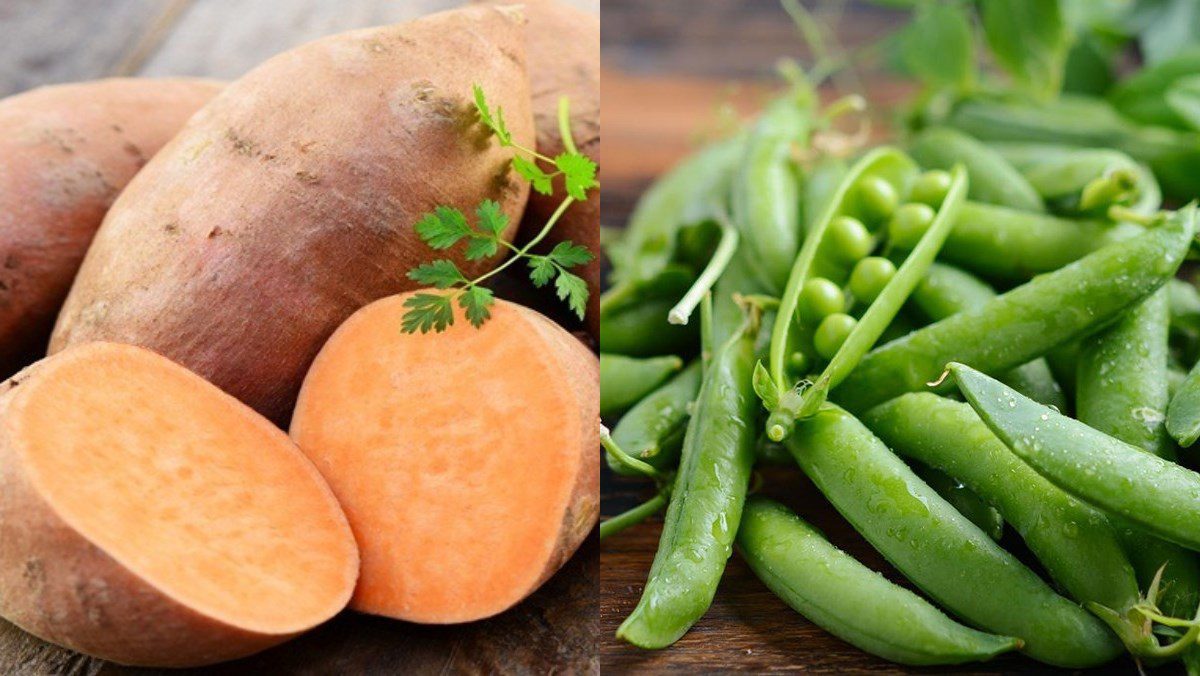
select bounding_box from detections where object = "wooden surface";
[0,1,597,674]
[599,2,1162,673]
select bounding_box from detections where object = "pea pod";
[802,155,848,235]
[937,201,1139,282]
[736,498,1020,666]
[864,394,1145,643]
[1168,361,1200,448]
[732,94,810,292]
[990,143,1161,216]
[599,297,698,357]
[1077,288,1200,623]
[911,463,1003,542]
[952,361,1200,553]
[910,126,1043,212]
[1109,48,1200,131]
[607,361,702,475]
[834,206,1196,413]
[600,354,683,419]
[786,405,1121,667]
[617,313,759,649]
[910,262,1066,411]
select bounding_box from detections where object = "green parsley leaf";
[476,200,510,237]
[528,256,556,287]
[415,206,470,249]
[460,286,495,328]
[547,241,595,268]
[473,84,512,146]
[401,292,456,334]
[554,271,589,320]
[512,156,554,195]
[407,260,466,289]
[555,152,598,200]
[465,234,499,261]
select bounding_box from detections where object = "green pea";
[815,313,858,360]
[788,350,810,374]
[848,257,898,305]
[798,277,845,322]
[911,170,953,207]
[888,203,937,250]
[857,175,899,223]
[827,215,874,264]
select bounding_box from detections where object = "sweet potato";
[479,0,600,338]
[0,78,221,378]
[0,342,358,667]
[50,5,534,425]
[290,291,599,623]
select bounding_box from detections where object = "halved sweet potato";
[291,292,598,623]
[0,343,358,667]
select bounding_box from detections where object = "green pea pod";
[1110,48,1200,131]
[600,354,684,419]
[911,463,1003,541]
[802,156,849,236]
[910,127,1043,212]
[617,312,759,649]
[599,293,699,358]
[910,262,1066,411]
[940,201,1139,282]
[990,143,1161,217]
[737,497,1020,665]
[607,361,703,475]
[864,395,1143,633]
[732,95,810,292]
[952,362,1200,553]
[1077,288,1200,623]
[834,206,1196,413]
[712,251,770,348]
[786,405,1121,668]
[1168,361,1200,448]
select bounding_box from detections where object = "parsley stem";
[472,196,576,286]
[559,96,579,156]
[667,211,739,325]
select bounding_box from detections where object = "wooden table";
[0,1,597,674]
[600,2,1155,673]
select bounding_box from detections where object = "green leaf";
[547,241,595,268]
[555,152,598,200]
[464,235,499,261]
[476,200,509,238]
[528,256,556,287]
[472,84,512,146]
[1166,74,1200,131]
[555,271,589,320]
[752,361,780,410]
[512,156,554,195]
[415,206,470,250]
[401,292,456,334]
[407,260,466,289]
[980,0,1070,100]
[896,1,975,90]
[1134,0,1200,65]
[459,286,494,328]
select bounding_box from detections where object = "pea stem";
[600,425,667,481]
[668,212,739,325]
[599,493,669,540]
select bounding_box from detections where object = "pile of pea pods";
[600,81,1200,669]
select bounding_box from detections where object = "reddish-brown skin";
[0,79,222,378]
[480,0,600,339]
[0,356,343,668]
[50,5,534,425]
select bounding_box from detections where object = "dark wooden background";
[601,2,1164,674]
[0,1,597,674]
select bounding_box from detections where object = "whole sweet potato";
[51,5,534,424]
[0,78,221,378]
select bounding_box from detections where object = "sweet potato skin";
[0,78,221,378]
[480,0,600,338]
[50,5,534,425]
[0,348,352,667]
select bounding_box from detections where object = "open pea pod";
[759,151,968,442]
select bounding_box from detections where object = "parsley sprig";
[401,85,599,334]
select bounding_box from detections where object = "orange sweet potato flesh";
[291,292,599,623]
[479,0,600,339]
[0,343,358,667]
[0,78,221,378]
[49,5,534,425]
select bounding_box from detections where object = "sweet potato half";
[291,292,599,623]
[0,343,358,667]
[50,5,534,425]
[0,78,221,378]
